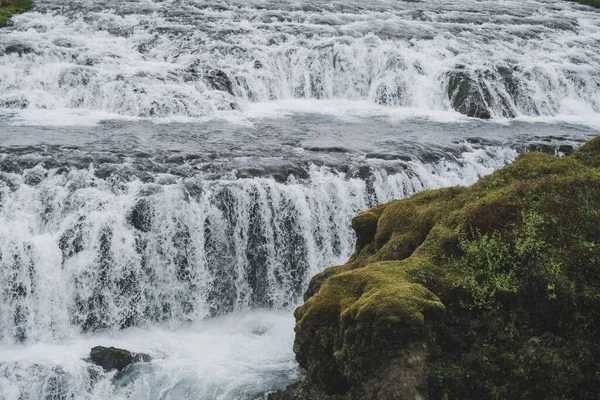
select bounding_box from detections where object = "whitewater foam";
[0,0,599,124]
[0,310,298,400]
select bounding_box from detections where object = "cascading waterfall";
[0,144,517,399]
[1,0,599,398]
[0,146,516,345]
[0,0,599,121]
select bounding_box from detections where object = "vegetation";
[572,0,600,7]
[0,0,32,28]
[280,136,600,399]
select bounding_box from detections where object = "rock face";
[205,70,234,96]
[445,67,519,119]
[272,136,600,400]
[89,346,151,372]
[447,70,492,119]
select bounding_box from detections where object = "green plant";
[458,212,564,309]
[0,0,32,28]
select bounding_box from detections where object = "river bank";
[0,0,31,27]
[272,136,600,399]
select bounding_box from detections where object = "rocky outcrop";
[446,67,519,119]
[447,70,492,119]
[272,136,600,400]
[88,346,151,372]
[205,70,234,96]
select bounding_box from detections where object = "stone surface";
[89,346,151,372]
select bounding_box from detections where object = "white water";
[0,146,516,343]
[0,144,516,398]
[0,310,298,399]
[0,0,599,124]
[0,0,599,398]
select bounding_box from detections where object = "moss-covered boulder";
[272,136,600,400]
[0,0,32,27]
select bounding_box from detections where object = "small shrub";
[458,212,563,309]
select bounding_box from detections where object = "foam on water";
[0,146,517,345]
[241,99,471,124]
[0,0,599,125]
[1,0,599,398]
[0,310,298,399]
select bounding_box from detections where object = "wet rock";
[59,218,85,259]
[3,43,34,56]
[126,198,153,232]
[23,168,47,186]
[93,165,116,179]
[88,346,151,372]
[558,144,574,155]
[446,70,491,119]
[305,146,349,153]
[206,70,234,95]
[488,66,519,118]
[365,152,411,161]
[0,97,29,109]
[526,143,559,155]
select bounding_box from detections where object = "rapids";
[0,0,599,398]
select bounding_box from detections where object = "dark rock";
[365,153,411,161]
[526,143,556,155]
[447,66,521,119]
[126,198,153,232]
[447,70,491,119]
[0,97,29,109]
[4,43,34,56]
[305,146,349,154]
[205,70,234,95]
[558,144,574,155]
[88,346,151,372]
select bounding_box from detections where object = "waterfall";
[0,146,516,345]
[0,0,597,398]
[0,0,599,122]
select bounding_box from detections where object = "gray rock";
[88,346,151,372]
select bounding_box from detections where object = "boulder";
[446,70,491,119]
[89,346,151,372]
[127,198,153,232]
[205,70,234,96]
[272,136,600,399]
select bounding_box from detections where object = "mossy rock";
[571,0,600,7]
[276,135,600,400]
[0,0,32,27]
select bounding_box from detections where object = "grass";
[571,0,600,7]
[0,0,32,27]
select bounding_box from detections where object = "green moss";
[573,136,600,167]
[570,0,600,7]
[0,0,32,28]
[292,136,600,399]
[351,204,387,251]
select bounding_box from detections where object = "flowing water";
[0,0,599,398]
